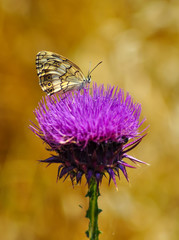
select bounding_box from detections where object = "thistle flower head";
[31,84,147,187]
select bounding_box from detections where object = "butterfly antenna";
[88,61,102,76]
[87,61,92,77]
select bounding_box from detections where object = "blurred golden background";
[0,0,179,239]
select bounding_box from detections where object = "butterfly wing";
[36,51,87,95]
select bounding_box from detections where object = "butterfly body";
[36,51,91,96]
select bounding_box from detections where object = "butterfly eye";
[87,75,91,83]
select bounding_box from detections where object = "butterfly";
[36,51,102,96]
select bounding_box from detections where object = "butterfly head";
[86,74,91,83]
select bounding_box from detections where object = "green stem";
[86,177,102,240]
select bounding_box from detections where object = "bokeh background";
[0,0,179,239]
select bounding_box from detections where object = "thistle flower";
[30,84,147,187]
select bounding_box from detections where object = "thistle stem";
[86,177,101,240]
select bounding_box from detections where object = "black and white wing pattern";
[36,51,91,96]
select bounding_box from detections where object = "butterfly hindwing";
[36,51,88,95]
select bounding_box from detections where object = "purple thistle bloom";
[30,84,147,187]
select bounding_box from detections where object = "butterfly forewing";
[36,51,89,95]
